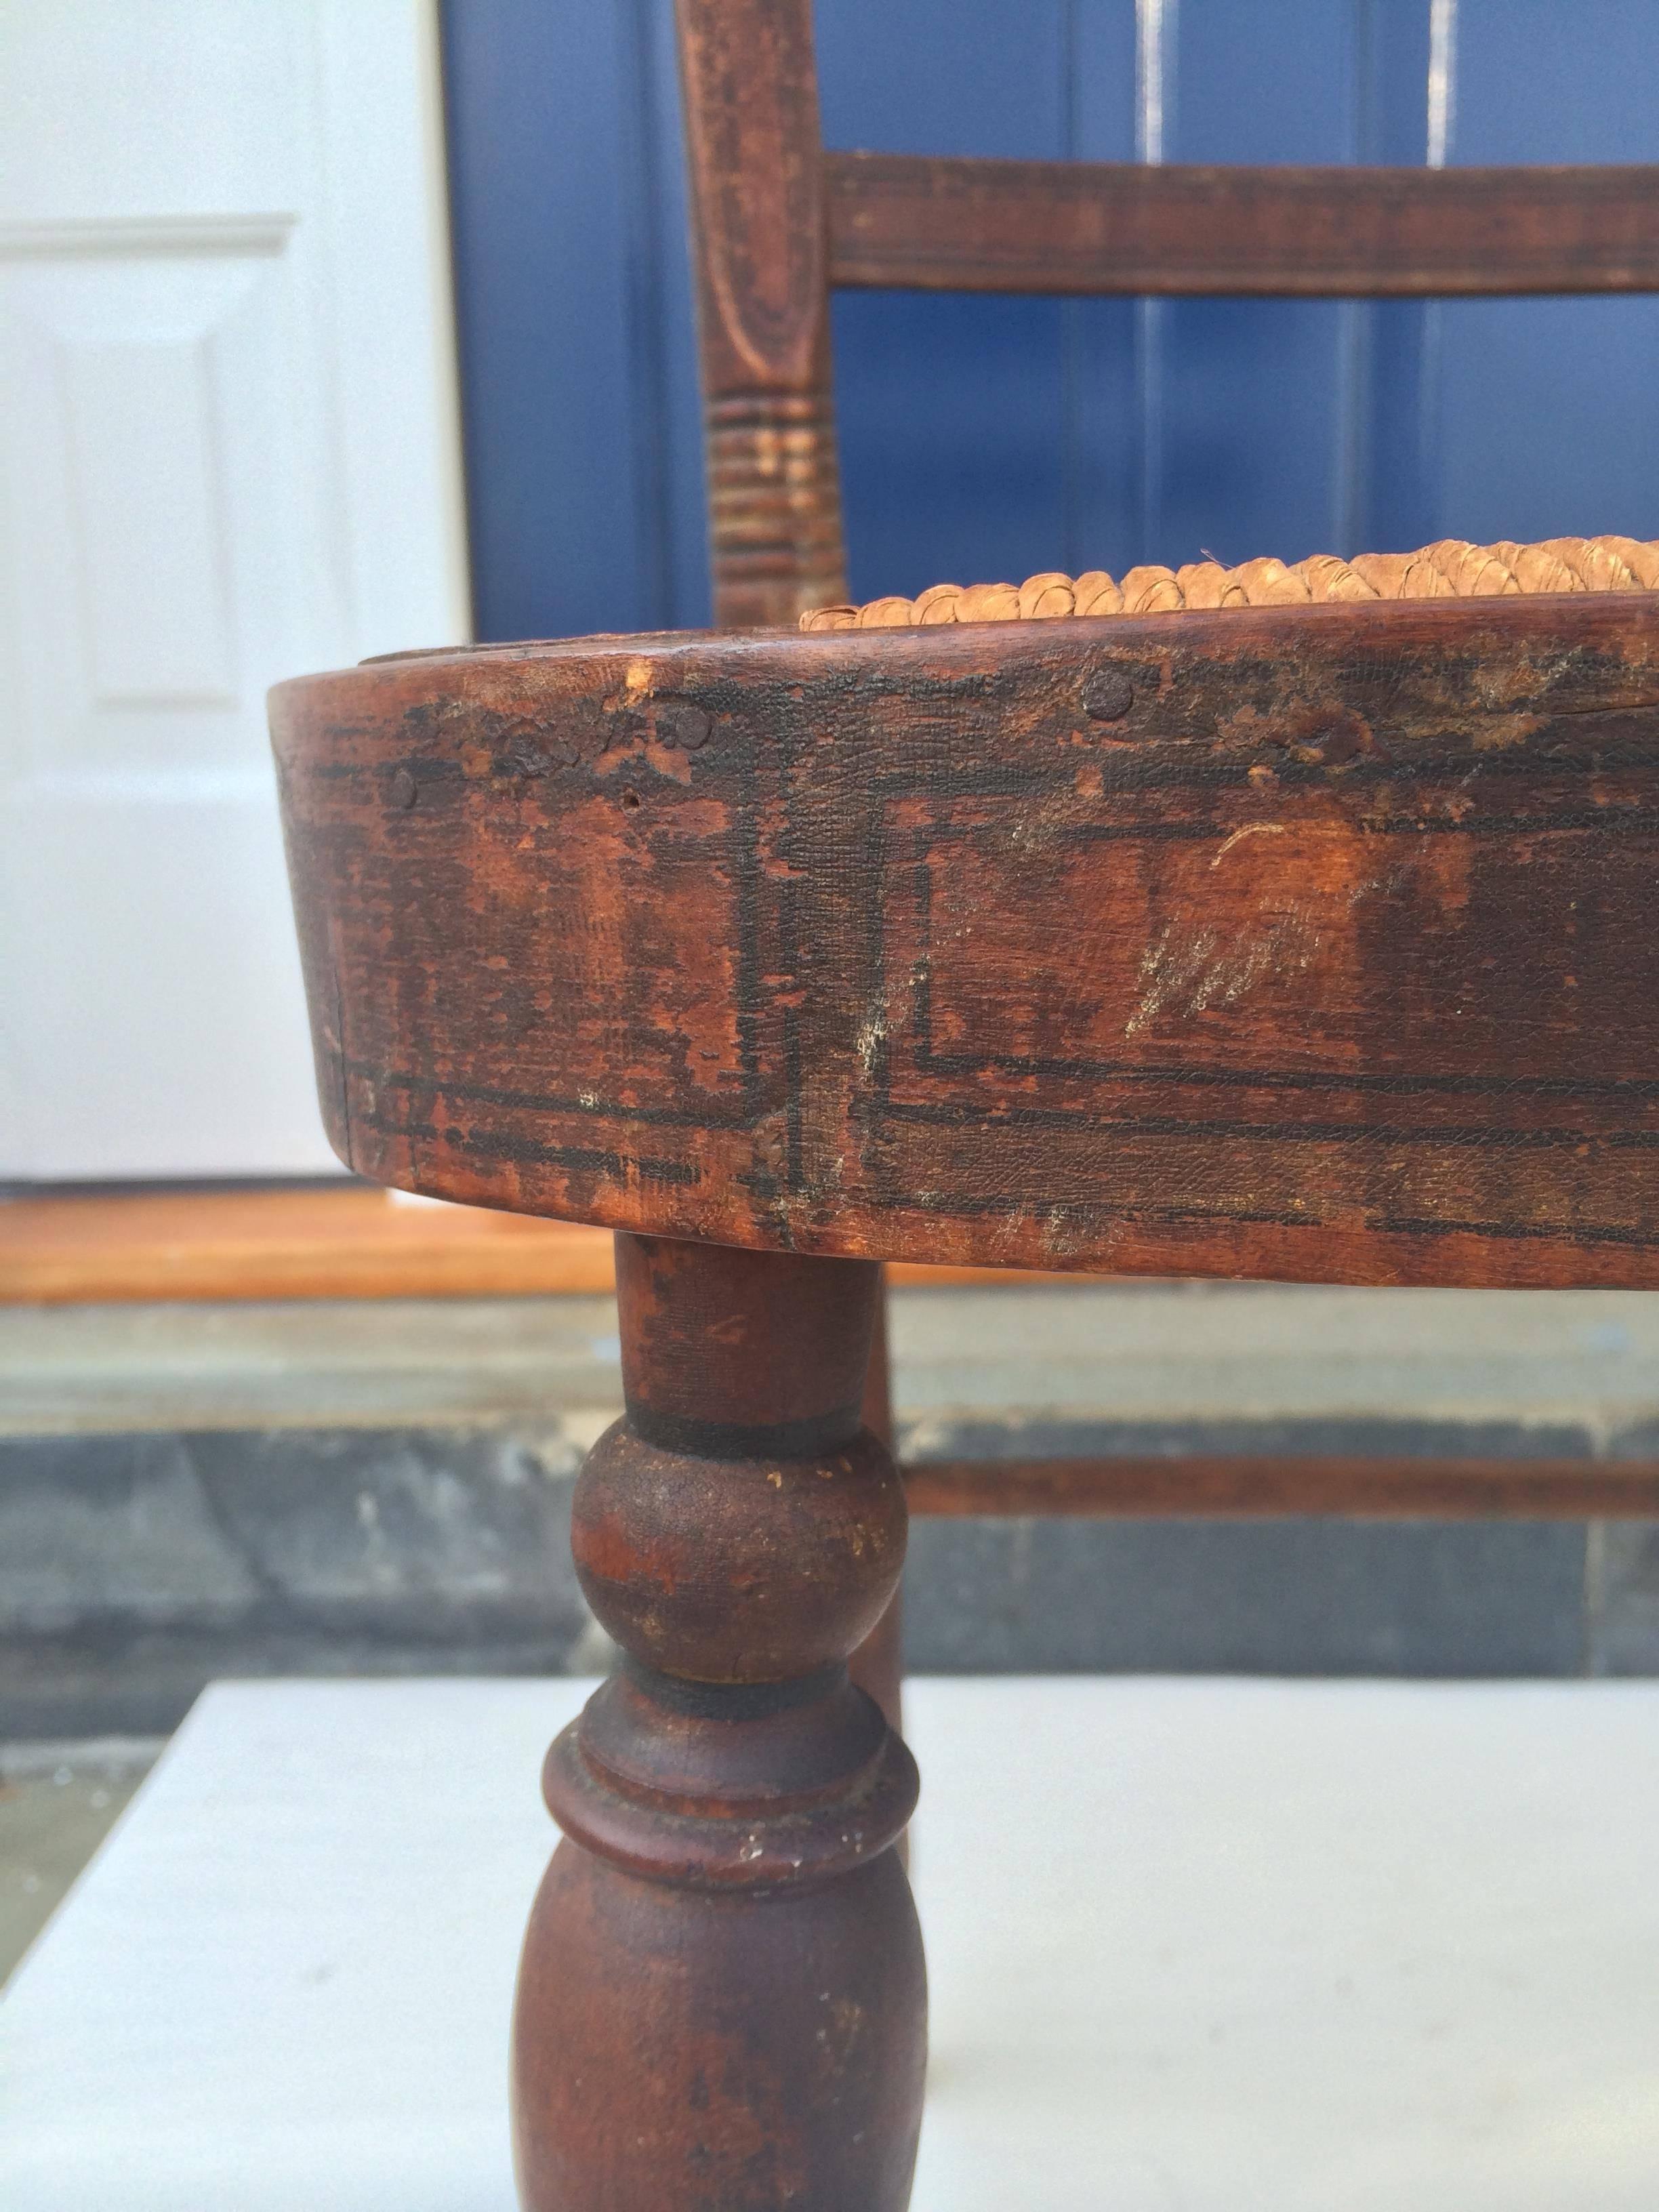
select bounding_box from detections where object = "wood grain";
[274,594,1659,1290]
[0,1188,615,1303]
[514,1235,924,2211]
[826,153,1659,297]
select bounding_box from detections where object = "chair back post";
[674,0,847,626]
[674,0,909,1736]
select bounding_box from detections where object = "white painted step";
[5,1677,1656,2210]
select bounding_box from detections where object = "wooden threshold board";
[0,1187,1078,1305]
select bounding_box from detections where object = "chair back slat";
[825,153,1659,298]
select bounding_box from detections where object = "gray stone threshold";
[10,1280,1659,1437]
[3,1285,1657,1732]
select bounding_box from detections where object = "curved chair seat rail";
[273,586,1659,1291]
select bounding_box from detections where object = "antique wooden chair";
[270,5,1659,2204]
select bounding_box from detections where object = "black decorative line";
[1063,808,1659,842]
[625,1406,863,1461]
[783,1002,804,1194]
[305,752,471,785]
[354,1105,697,1187]
[874,1098,1659,1149]
[1376,1213,1659,1250]
[775,737,807,1206]
[729,722,772,1145]
[341,1059,753,1133]
[847,746,899,1215]
[867,736,1659,806]
[867,1186,1659,1252]
[445,1126,700,1187]
[887,804,1659,847]
[878,1189,1317,1233]
[908,1048,1659,1103]
[912,840,934,1055]
[358,1112,440,1143]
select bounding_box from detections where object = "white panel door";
[0,1,470,1179]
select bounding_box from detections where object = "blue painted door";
[442,0,1659,640]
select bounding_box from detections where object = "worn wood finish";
[273,592,1659,1291]
[512,1233,924,2212]
[825,153,1659,298]
[848,1293,904,1734]
[674,0,845,627]
[905,1454,1659,1520]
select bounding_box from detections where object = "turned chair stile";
[269,7,1659,2205]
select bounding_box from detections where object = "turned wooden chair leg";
[849,1280,903,1734]
[512,1233,927,2212]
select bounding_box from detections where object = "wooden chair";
[270,8,1659,2203]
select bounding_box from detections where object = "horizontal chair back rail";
[824,155,1659,298]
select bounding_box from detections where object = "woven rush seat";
[802,533,1659,629]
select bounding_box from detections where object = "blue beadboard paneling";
[1432,0,1659,548]
[443,0,1659,638]
[817,0,1073,155]
[1064,2,1143,573]
[821,0,1080,600]
[441,0,708,639]
[832,292,1077,599]
[1351,1,1439,554]
[1454,0,1659,157]
[632,0,711,629]
[1154,1,1366,569]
